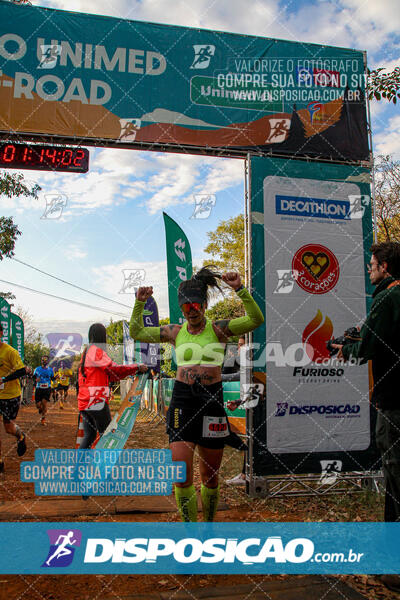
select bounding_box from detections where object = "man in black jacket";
[333,242,400,591]
[335,242,400,521]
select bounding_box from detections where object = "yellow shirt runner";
[0,343,24,400]
[56,368,73,387]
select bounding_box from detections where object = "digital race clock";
[0,143,89,173]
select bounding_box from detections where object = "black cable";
[0,279,130,318]
[11,257,132,309]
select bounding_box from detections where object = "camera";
[326,327,361,357]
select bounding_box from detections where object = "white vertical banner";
[263,175,371,455]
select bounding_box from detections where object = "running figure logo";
[266,119,290,143]
[41,194,68,220]
[191,194,216,219]
[38,44,62,69]
[42,529,81,567]
[319,460,342,485]
[120,269,146,294]
[118,119,141,142]
[274,269,298,294]
[190,45,215,69]
[46,334,83,361]
[274,403,288,417]
[347,195,370,219]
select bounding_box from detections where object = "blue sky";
[0,0,399,341]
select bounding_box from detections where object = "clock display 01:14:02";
[0,143,89,173]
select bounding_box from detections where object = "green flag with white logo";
[11,313,24,361]
[163,213,193,326]
[0,298,11,345]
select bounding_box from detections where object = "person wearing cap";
[130,266,264,522]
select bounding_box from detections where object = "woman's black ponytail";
[178,265,223,304]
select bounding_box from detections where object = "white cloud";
[374,114,400,159]
[38,0,400,61]
[92,259,170,316]
[64,244,88,260]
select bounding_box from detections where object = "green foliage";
[0,216,21,261]
[203,213,245,276]
[158,318,176,376]
[1,172,40,268]
[368,67,400,104]
[374,155,400,242]
[0,171,41,200]
[106,319,123,346]
[24,339,51,369]
[206,295,245,321]
[0,291,16,300]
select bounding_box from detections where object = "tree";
[24,338,51,368]
[203,213,245,276]
[1,171,41,296]
[374,155,400,242]
[107,319,124,346]
[0,171,40,202]
[0,216,21,261]
[0,291,15,301]
[206,296,245,321]
[14,306,41,344]
[368,67,400,104]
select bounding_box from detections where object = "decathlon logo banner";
[275,195,351,220]
[0,523,400,574]
[250,158,375,472]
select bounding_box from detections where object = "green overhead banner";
[11,313,24,361]
[163,213,192,326]
[0,0,368,160]
[0,298,11,344]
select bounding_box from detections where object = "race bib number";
[40,383,49,389]
[0,383,4,390]
[202,416,229,438]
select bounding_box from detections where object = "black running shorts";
[0,397,20,423]
[166,380,229,449]
[35,387,51,403]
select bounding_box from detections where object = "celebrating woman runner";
[77,323,147,449]
[130,266,264,522]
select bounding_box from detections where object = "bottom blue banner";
[0,522,399,574]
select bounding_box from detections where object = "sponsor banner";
[250,157,376,474]
[10,313,24,360]
[0,1,368,160]
[0,522,399,574]
[134,295,160,372]
[0,298,11,344]
[163,213,193,326]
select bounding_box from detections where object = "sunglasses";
[181,302,203,313]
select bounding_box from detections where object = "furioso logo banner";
[0,1,368,160]
[250,156,377,475]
